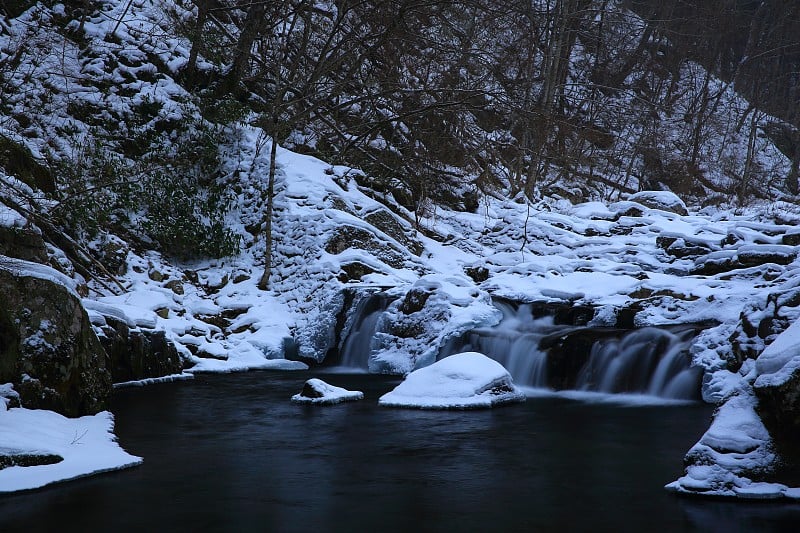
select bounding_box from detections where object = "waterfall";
[577,328,702,399]
[337,293,390,370]
[439,301,703,400]
[439,301,559,388]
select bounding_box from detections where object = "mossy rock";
[0,264,110,416]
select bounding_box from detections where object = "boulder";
[324,225,406,268]
[628,190,688,215]
[291,378,364,405]
[363,208,424,255]
[0,260,110,416]
[0,224,48,263]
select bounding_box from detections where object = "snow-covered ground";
[0,405,141,493]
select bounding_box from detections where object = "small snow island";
[291,378,364,405]
[379,352,526,409]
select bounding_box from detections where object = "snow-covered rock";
[754,318,800,388]
[378,352,525,409]
[291,378,364,405]
[667,390,782,498]
[628,190,688,215]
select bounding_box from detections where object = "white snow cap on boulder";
[627,190,688,215]
[379,352,525,409]
[754,318,800,388]
[291,378,364,405]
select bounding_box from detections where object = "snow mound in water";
[378,352,525,409]
[291,378,364,405]
[665,390,800,500]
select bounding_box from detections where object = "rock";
[0,453,63,470]
[0,263,110,416]
[464,265,489,283]
[290,378,364,405]
[0,134,55,193]
[656,235,715,258]
[378,352,525,409]
[363,208,424,255]
[753,319,800,441]
[338,261,377,282]
[89,237,129,276]
[295,291,345,363]
[98,315,183,383]
[669,391,778,498]
[736,244,797,267]
[324,225,406,268]
[232,273,250,284]
[628,190,688,215]
[399,287,432,315]
[148,269,165,282]
[0,225,48,263]
[782,231,800,246]
[164,279,184,295]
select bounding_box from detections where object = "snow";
[378,352,525,409]
[667,390,785,499]
[0,256,80,296]
[0,408,142,493]
[754,318,800,388]
[290,378,364,405]
[627,191,688,215]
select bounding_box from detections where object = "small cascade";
[337,293,390,370]
[439,301,703,400]
[576,328,702,399]
[439,301,561,388]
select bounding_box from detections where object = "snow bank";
[0,409,141,493]
[666,391,797,499]
[378,352,525,409]
[291,378,364,405]
[754,318,800,388]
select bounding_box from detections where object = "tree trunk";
[229,1,267,85]
[185,0,210,88]
[257,127,279,291]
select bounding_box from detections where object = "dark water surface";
[2,371,800,532]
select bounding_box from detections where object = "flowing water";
[336,293,391,371]
[438,302,702,400]
[1,371,797,532]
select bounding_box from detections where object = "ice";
[291,378,364,405]
[379,352,525,409]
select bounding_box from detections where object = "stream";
[2,371,799,531]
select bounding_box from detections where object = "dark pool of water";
[2,371,799,532]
